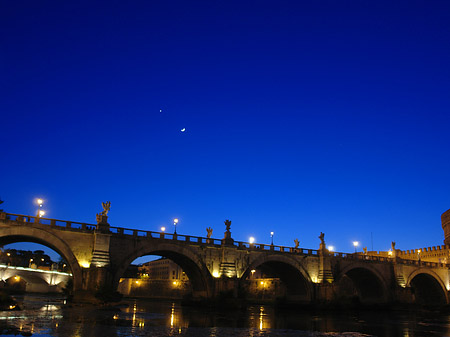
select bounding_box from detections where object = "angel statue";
[319,232,325,245]
[294,238,300,249]
[224,220,231,232]
[101,201,111,216]
[206,227,213,238]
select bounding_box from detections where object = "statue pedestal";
[96,214,110,233]
[222,231,234,246]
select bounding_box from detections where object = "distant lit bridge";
[0,263,71,293]
[1,210,450,305]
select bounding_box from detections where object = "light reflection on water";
[1,295,450,336]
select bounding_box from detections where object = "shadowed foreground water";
[1,295,450,337]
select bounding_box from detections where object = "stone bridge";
[0,210,449,305]
[0,264,71,293]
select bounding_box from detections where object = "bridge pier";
[73,215,116,302]
[213,277,239,299]
[73,266,115,303]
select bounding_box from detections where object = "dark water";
[1,295,450,337]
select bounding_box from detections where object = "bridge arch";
[336,263,390,304]
[239,254,313,303]
[112,241,213,299]
[405,269,448,305]
[0,227,81,290]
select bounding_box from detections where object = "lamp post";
[161,227,166,233]
[37,198,45,217]
[249,237,255,245]
[353,241,359,253]
[173,218,179,234]
[270,232,274,245]
[328,245,335,252]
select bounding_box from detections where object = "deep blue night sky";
[1,1,450,261]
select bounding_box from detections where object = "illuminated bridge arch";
[336,263,390,304]
[0,226,81,290]
[405,269,448,305]
[112,241,213,299]
[240,254,313,303]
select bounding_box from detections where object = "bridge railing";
[332,252,396,262]
[1,213,320,256]
[8,212,449,266]
[3,213,97,231]
[330,251,450,268]
[398,258,450,268]
[233,240,319,256]
[107,224,322,255]
[108,226,224,246]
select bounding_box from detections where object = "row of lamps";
[32,198,364,253]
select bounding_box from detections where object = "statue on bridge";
[319,232,325,245]
[222,220,234,245]
[391,241,397,258]
[206,227,213,238]
[0,199,5,220]
[294,238,299,249]
[96,201,111,231]
[319,232,325,251]
[101,201,111,216]
[225,220,231,232]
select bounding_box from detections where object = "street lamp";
[36,198,44,217]
[173,218,179,234]
[328,245,335,252]
[353,241,359,253]
[249,237,255,244]
[270,232,274,245]
[161,227,166,232]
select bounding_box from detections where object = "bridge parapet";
[3,212,324,257]
[4,213,97,232]
[6,211,449,269]
[398,258,449,268]
[109,226,323,256]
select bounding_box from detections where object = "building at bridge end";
[442,208,450,245]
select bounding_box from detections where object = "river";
[1,295,450,336]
